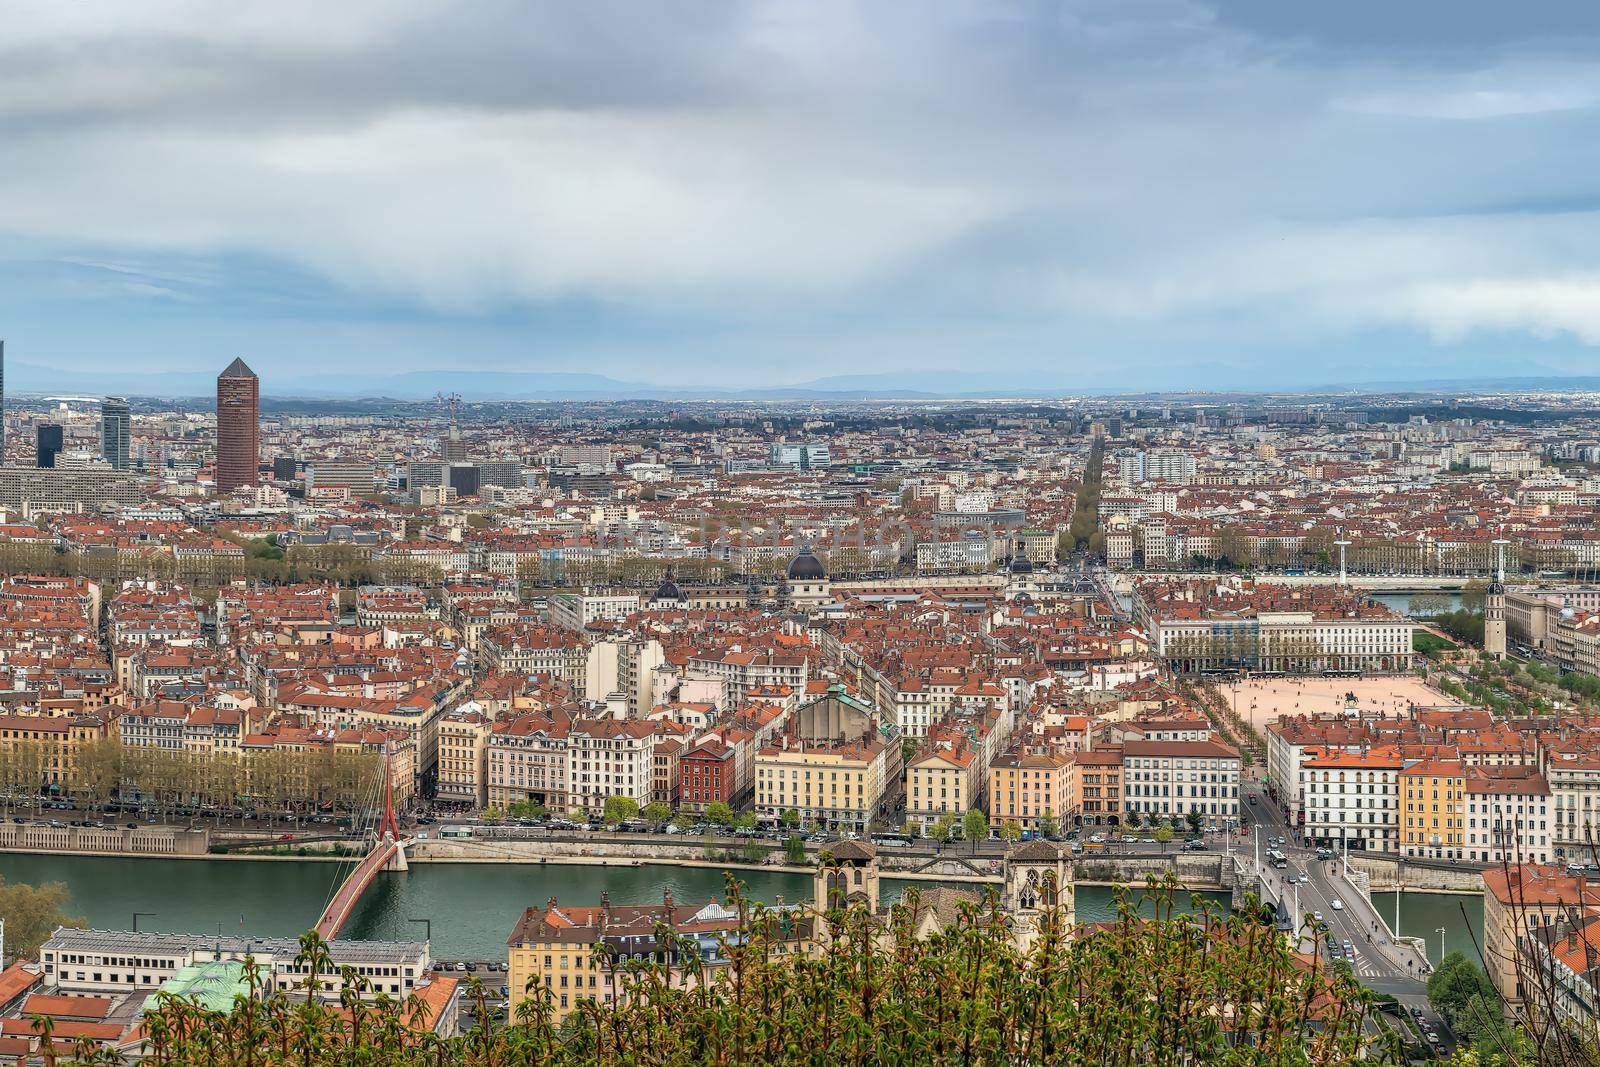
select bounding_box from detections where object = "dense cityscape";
[11,1,1600,1063]
[0,350,1598,1061]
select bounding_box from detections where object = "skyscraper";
[37,424,63,468]
[101,397,131,471]
[216,358,260,492]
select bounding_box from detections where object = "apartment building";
[1076,749,1124,827]
[486,714,570,811]
[1400,759,1466,860]
[1121,738,1241,826]
[756,737,890,834]
[905,743,979,830]
[436,706,490,807]
[1298,747,1402,853]
[987,750,1072,835]
[568,719,657,814]
[1464,766,1553,866]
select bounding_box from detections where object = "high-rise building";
[216,358,260,492]
[36,424,63,469]
[100,397,131,471]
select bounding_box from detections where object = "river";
[1368,592,1463,617]
[1372,890,1485,966]
[0,854,1231,961]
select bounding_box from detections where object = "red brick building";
[679,737,736,811]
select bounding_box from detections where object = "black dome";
[652,565,684,603]
[1009,553,1034,574]
[787,544,827,581]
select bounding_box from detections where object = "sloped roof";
[219,357,257,379]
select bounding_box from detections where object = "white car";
[1089,834,1105,844]
[1331,899,1344,910]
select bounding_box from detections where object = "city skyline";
[5,1,1600,389]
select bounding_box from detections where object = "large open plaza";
[1217,674,1453,732]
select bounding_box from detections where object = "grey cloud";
[4,0,1600,370]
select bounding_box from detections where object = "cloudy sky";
[6,0,1600,391]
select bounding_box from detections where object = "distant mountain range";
[9,359,1600,403]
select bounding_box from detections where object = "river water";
[1372,891,1485,966]
[0,854,1231,961]
[1367,592,1463,617]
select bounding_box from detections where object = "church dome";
[651,565,684,603]
[787,544,827,581]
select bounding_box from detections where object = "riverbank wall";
[0,823,208,857]
[1349,854,1486,894]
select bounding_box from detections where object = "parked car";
[1331,899,1344,911]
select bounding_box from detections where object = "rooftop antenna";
[434,392,463,436]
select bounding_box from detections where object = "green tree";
[1000,820,1022,843]
[1427,951,1495,1027]
[1457,992,1529,1062]
[482,805,503,822]
[1407,592,1451,617]
[132,880,1387,1066]
[778,808,800,829]
[705,801,735,826]
[784,835,808,865]
[641,802,672,828]
[1153,823,1175,845]
[733,811,759,831]
[1461,579,1489,612]
[1038,810,1060,840]
[962,809,989,852]
[0,875,85,959]
[509,800,546,821]
[930,812,957,845]
[1185,810,1203,836]
[602,796,640,826]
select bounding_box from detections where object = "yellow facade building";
[1400,758,1465,860]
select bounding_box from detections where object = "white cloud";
[4,0,1600,377]
[1396,277,1600,345]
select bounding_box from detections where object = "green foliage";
[1434,609,1486,646]
[1038,810,1060,840]
[136,878,1388,1065]
[1460,579,1488,612]
[1455,992,1530,1064]
[640,802,671,827]
[962,808,989,843]
[1000,820,1022,843]
[1427,951,1496,1028]
[784,835,808,865]
[1407,592,1452,616]
[602,796,639,826]
[705,801,735,826]
[508,800,546,821]
[0,875,84,959]
[930,813,957,844]
[1154,823,1175,844]
[1186,810,1203,835]
[778,808,800,829]
[1413,631,1456,657]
